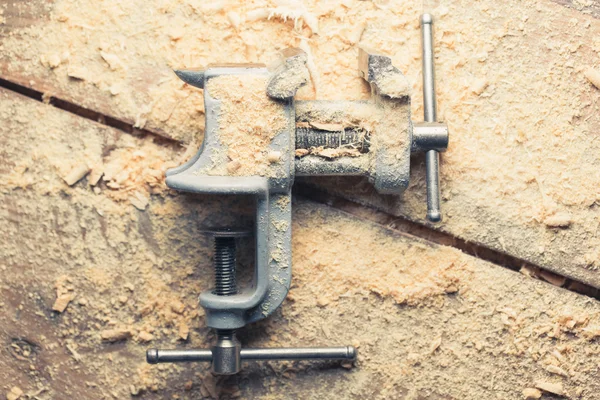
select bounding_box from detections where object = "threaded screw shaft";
[295,126,371,153]
[213,236,238,296]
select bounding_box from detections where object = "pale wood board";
[1,0,599,288]
[3,88,600,398]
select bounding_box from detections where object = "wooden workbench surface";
[1,0,600,398]
[1,83,600,399]
[1,0,599,288]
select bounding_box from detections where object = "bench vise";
[147,14,448,376]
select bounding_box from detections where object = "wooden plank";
[3,88,600,398]
[1,0,600,289]
[0,0,204,142]
[299,0,600,288]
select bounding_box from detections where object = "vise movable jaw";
[147,43,448,375]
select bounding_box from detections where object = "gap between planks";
[0,77,181,149]
[1,76,598,301]
[296,184,600,300]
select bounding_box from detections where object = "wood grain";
[3,89,600,399]
[1,0,600,289]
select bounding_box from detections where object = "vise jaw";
[147,45,448,374]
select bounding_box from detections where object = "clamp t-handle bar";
[147,343,357,375]
[421,13,443,222]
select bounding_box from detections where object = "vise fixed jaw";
[147,45,448,375]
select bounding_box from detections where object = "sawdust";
[3,88,600,398]
[204,74,288,177]
[2,0,600,398]
[7,0,598,281]
[292,207,467,306]
[0,88,181,207]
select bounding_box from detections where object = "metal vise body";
[148,43,448,374]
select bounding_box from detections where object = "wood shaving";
[522,388,542,399]
[584,67,600,89]
[535,381,564,396]
[100,328,132,342]
[304,146,362,159]
[62,162,90,186]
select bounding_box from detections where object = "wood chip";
[63,162,91,186]
[226,160,241,174]
[137,331,154,342]
[267,151,281,163]
[45,53,61,69]
[226,11,241,30]
[295,149,309,157]
[7,387,23,400]
[470,78,489,95]
[519,265,539,278]
[88,165,104,186]
[535,381,564,396]
[129,191,149,211]
[584,67,600,89]
[129,385,141,396]
[66,342,83,362]
[100,51,124,70]
[52,293,74,313]
[522,388,542,399]
[539,270,567,287]
[179,322,190,341]
[546,364,568,377]
[316,147,361,159]
[316,296,330,307]
[101,328,132,342]
[67,65,89,80]
[429,335,442,354]
[543,212,572,228]
[170,300,185,314]
[347,22,366,45]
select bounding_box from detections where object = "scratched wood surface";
[1,0,599,289]
[3,88,600,399]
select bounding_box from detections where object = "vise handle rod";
[421,13,443,223]
[147,346,357,363]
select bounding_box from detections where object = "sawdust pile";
[205,74,288,177]
[5,128,600,400]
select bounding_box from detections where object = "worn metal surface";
[420,13,443,222]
